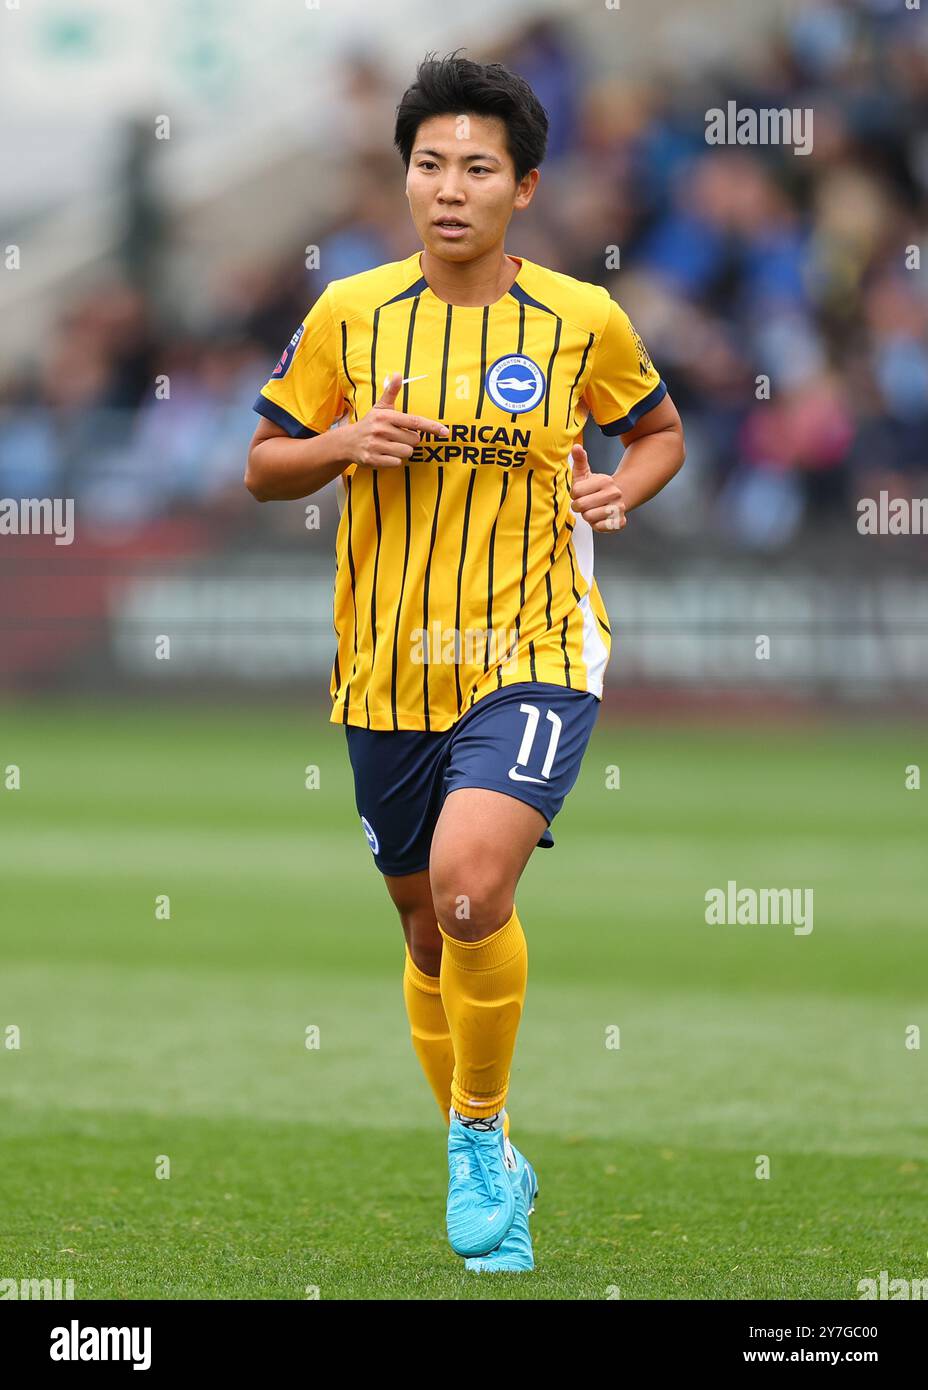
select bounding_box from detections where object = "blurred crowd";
[1,0,925,550]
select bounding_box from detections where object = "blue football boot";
[465,1136,538,1272]
[446,1114,517,1257]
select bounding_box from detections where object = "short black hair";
[394,50,548,184]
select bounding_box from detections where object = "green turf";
[1,702,925,1299]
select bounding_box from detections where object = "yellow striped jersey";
[254,250,666,731]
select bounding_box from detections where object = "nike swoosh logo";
[508,767,546,784]
[487,1211,499,1222]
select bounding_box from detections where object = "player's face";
[406,113,535,260]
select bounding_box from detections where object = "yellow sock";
[402,946,455,1126]
[439,905,528,1120]
[402,943,512,1136]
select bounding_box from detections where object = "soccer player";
[245,52,685,1272]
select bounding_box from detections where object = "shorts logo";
[271,324,304,379]
[485,354,546,414]
[360,816,379,854]
[508,766,547,784]
[509,701,562,784]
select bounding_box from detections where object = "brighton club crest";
[484,353,546,413]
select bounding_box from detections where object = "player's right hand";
[345,372,449,468]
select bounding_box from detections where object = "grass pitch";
[1,702,925,1299]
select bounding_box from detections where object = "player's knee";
[430,867,513,942]
[403,909,443,977]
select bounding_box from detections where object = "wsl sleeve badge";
[485,354,546,413]
[270,324,305,379]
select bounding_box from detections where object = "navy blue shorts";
[344,681,601,876]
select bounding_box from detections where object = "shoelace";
[470,1136,505,1208]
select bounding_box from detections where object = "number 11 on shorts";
[508,703,563,784]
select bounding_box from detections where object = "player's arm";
[569,395,684,532]
[245,417,353,502]
[571,296,685,532]
[245,373,450,502]
[613,390,685,512]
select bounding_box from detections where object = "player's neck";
[418,246,520,309]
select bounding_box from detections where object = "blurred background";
[2,0,927,1302]
[2,0,926,706]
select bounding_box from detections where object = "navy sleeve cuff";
[253,393,319,439]
[598,379,667,437]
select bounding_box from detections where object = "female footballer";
[245,51,685,1272]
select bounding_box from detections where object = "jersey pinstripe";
[254,251,666,731]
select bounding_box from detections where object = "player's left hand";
[568,444,626,533]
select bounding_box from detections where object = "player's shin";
[439,906,528,1122]
[402,946,455,1125]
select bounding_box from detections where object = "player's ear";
[514,169,539,210]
